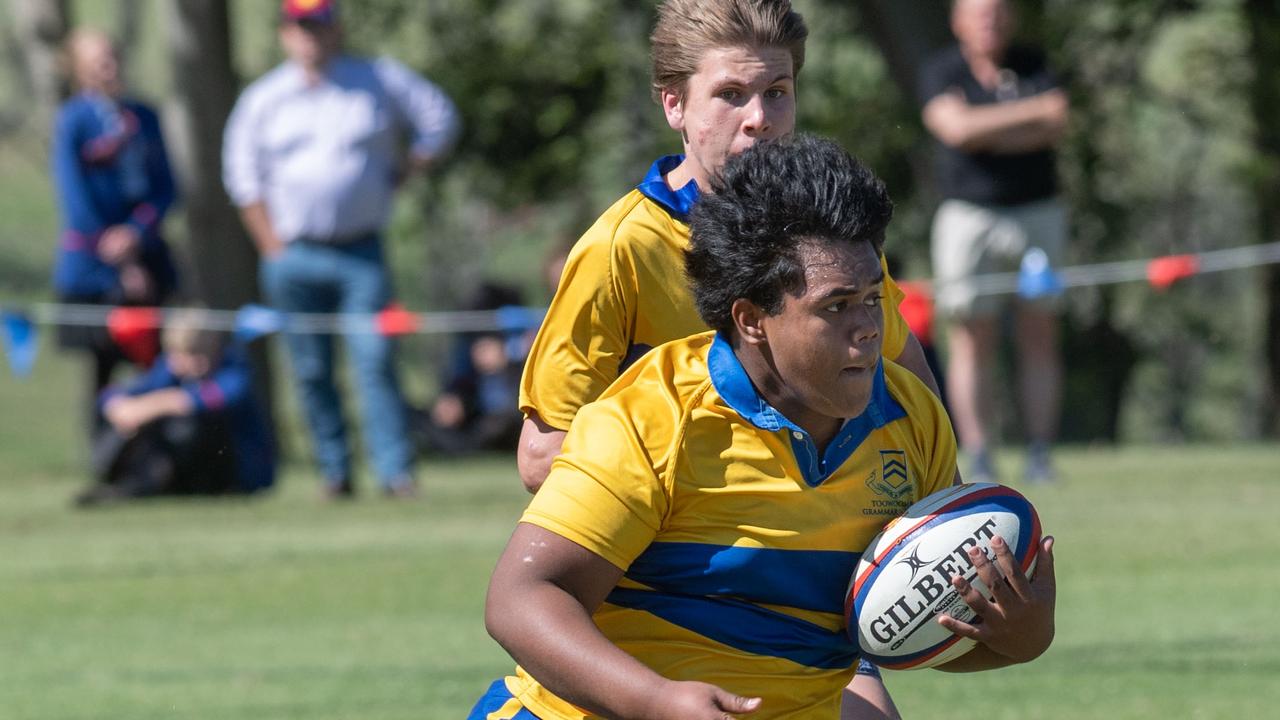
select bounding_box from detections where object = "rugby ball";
[845,482,1041,670]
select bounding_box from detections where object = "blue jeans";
[261,236,413,487]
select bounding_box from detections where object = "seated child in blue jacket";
[76,309,276,506]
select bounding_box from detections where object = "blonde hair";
[162,309,225,359]
[650,0,808,102]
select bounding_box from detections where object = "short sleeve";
[880,256,909,362]
[917,49,958,107]
[915,379,958,497]
[518,209,637,430]
[374,57,459,160]
[520,390,670,571]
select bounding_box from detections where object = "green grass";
[2,334,1278,719]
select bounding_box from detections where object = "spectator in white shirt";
[223,0,458,499]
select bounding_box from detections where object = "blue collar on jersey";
[707,332,907,487]
[636,154,700,222]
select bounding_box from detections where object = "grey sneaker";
[1024,444,1057,484]
[966,450,998,484]
[383,475,419,500]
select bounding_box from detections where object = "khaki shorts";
[930,197,1068,318]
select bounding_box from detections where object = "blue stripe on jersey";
[709,333,907,487]
[636,154,700,221]
[625,542,860,613]
[619,342,654,374]
[606,587,861,670]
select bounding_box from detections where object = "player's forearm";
[486,582,668,719]
[932,643,1026,673]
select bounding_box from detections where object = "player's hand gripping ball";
[845,482,1041,669]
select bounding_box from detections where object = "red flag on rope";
[375,303,420,336]
[897,280,935,345]
[1147,254,1201,290]
[106,307,162,366]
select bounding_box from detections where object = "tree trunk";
[7,0,70,138]
[163,0,255,309]
[115,0,142,67]
[851,0,950,103]
[1245,0,1280,437]
[163,0,276,423]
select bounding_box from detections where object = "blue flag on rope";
[495,305,545,333]
[1,311,38,378]
[234,304,285,342]
[1018,248,1063,300]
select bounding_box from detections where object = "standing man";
[919,0,1068,483]
[223,0,458,499]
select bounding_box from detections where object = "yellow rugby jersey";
[519,155,911,430]
[506,331,957,720]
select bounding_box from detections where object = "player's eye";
[764,87,788,99]
[864,293,883,308]
[825,300,848,314]
[717,88,741,102]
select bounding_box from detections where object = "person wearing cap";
[223,0,459,499]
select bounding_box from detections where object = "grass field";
[2,337,1278,720]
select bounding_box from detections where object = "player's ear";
[661,86,685,131]
[731,298,768,346]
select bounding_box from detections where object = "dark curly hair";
[686,134,894,337]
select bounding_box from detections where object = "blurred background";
[1,0,1278,444]
[1,2,1278,719]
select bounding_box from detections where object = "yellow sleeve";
[885,361,958,499]
[518,200,640,430]
[880,256,909,362]
[905,367,958,497]
[520,389,672,571]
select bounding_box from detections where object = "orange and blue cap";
[281,0,337,24]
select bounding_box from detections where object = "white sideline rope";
[4,241,1280,335]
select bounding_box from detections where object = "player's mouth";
[840,362,874,377]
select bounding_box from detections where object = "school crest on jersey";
[866,450,912,500]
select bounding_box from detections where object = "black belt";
[294,231,380,246]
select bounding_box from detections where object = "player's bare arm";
[934,535,1057,672]
[485,522,763,719]
[840,675,902,720]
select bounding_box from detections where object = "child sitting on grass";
[75,310,276,506]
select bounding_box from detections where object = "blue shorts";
[467,662,880,718]
[466,679,541,720]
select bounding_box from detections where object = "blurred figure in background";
[50,29,179,425]
[76,310,276,507]
[223,0,458,499]
[415,283,527,456]
[919,0,1068,483]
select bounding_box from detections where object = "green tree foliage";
[6,0,1264,441]
[1047,0,1263,441]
